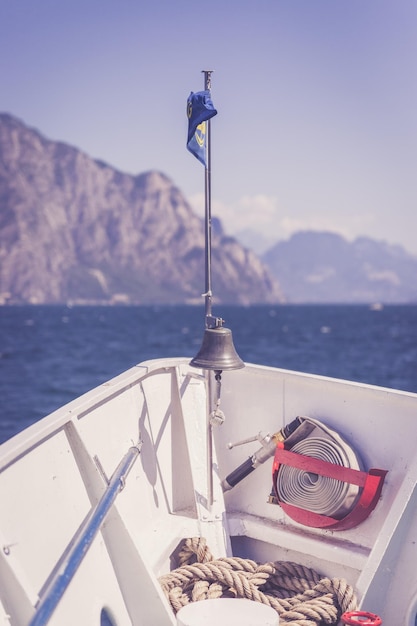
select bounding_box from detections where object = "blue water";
[1,304,416,444]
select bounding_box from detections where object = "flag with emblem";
[186,90,217,166]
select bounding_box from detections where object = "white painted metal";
[0,357,416,625]
[176,598,279,625]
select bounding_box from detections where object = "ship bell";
[190,325,245,371]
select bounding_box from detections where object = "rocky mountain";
[0,113,283,305]
[263,231,417,303]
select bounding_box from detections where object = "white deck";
[0,358,416,625]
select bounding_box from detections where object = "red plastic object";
[341,611,382,625]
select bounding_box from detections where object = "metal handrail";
[29,444,141,626]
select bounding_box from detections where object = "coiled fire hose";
[272,418,361,519]
[222,416,387,530]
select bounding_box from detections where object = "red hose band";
[272,445,387,530]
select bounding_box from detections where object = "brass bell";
[190,326,245,371]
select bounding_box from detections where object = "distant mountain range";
[263,231,417,303]
[1,112,416,305]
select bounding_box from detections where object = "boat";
[1,73,417,626]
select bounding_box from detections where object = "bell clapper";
[210,370,225,426]
[207,368,225,508]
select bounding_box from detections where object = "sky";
[1,0,416,254]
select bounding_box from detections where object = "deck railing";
[28,444,141,626]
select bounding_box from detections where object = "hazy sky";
[1,0,416,254]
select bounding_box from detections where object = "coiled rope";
[159,537,358,625]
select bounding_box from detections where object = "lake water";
[1,304,416,444]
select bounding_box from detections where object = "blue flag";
[186,90,217,166]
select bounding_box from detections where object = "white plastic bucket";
[176,598,279,626]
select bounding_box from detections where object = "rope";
[159,538,358,625]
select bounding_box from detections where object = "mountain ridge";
[262,230,417,303]
[0,113,283,305]
[1,112,415,305]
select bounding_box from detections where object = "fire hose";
[222,416,387,530]
[273,418,362,519]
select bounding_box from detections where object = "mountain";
[262,231,417,303]
[0,113,283,305]
[233,228,276,256]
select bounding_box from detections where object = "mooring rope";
[159,537,357,625]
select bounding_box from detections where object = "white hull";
[1,358,417,625]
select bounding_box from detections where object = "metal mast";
[202,69,214,327]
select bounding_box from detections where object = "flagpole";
[202,70,215,510]
[188,72,244,369]
[189,71,244,509]
[203,69,214,328]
